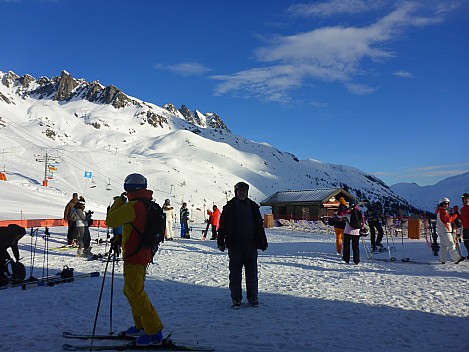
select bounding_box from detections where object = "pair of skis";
[62,331,214,351]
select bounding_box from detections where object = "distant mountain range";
[0,69,462,217]
[391,172,469,212]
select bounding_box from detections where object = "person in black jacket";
[365,201,385,252]
[0,224,26,279]
[217,181,268,308]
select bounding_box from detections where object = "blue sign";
[84,171,93,178]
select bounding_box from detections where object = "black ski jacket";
[217,197,268,251]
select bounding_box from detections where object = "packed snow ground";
[1,222,468,352]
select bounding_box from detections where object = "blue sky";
[1,0,468,186]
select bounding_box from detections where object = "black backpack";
[130,199,166,261]
[349,208,362,230]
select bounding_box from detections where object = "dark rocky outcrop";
[1,70,230,131]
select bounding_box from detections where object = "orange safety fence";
[0,219,107,228]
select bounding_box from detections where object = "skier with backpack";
[338,200,363,265]
[106,173,166,346]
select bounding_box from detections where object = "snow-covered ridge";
[0,69,418,217]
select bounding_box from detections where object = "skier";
[106,173,164,346]
[217,181,268,308]
[365,201,385,252]
[339,200,362,265]
[64,192,79,245]
[435,197,465,264]
[162,199,174,240]
[180,202,190,239]
[332,197,348,255]
[460,193,469,257]
[74,197,94,258]
[206,205,220,240]
[0,224,26,284]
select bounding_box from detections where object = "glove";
[113,193,127,203]
[110,235,122,249]
[218,245,225,252]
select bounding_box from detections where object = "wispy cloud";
[373,163,469,181]
[212,1,456,103]
[287,0,384,17]
[345,83,376,95]
[393,70,414,78]
[154,62,212,77]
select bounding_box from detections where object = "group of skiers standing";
[63,192,94,258]
[330,194,469,265]
[160,200,220,241]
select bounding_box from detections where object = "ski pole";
[361,238,373,260]
[28,228,39,280]
[90,244,115,351]
[45,227,50,278]
[42,229,46,278]
[383,223,396,261]
[109,248,116,335]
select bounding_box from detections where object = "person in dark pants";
[180,202,190,239]
[64,193,79,245]
[207,205,220,240]
[0,224,26,279]
[217,181,268,308]
[339,202,362,265]
[366,201,384,252]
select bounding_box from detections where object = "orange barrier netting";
[0,219,107,228]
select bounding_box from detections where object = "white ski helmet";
[124,173,147,193]
[439,197,450,206]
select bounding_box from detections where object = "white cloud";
[154,62,211,77]
[345,83,376,95]
[288,0,384,17]
[393,70,414,78]
[211,2,455,102]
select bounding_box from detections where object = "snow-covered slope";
[0,69,417,220]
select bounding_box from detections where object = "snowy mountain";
[391,172,469,212]
[0,69,418,220]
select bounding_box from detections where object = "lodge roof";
[260,188,354,206]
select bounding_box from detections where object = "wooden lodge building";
[260,188,355,221]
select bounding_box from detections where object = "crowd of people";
[330,194,469,266]
[4,177,463,347]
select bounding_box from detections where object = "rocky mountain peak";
[1,70,230,132]
[55,70,79,101]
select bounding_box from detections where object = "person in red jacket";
[106,173,164,346]
[460,193,469,257]
[207,205,220,240]
[435,197,465,264]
